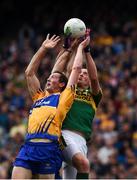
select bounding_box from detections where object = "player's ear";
[59,82,65,89]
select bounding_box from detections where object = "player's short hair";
[82,63,87,69]
[53,71,68,92]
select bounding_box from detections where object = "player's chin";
[77,81,83,86]
[78,79,83,83]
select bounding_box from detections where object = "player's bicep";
[26,75,41,98]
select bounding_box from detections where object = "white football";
[64,18,86,38]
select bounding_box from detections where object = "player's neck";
[77,85,89,90]
[45,89,61,95]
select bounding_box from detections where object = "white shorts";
[62,130,88,165]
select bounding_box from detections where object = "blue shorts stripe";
[25,133,58,141]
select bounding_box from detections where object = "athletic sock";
[76,173,89,179]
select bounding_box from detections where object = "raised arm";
[25,34,60,98]
[67,37,90,87]
[52,38,79,76]
[85,51,101,95]
[51,50,72,74]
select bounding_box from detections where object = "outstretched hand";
[42,34,60,49]
[84,28,91,52]
[79,36,90,49]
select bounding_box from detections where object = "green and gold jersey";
[62,86,102,140]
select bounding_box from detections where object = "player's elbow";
[25,69,30,77]
[25,69,34,77]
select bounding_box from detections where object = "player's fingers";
[85,36,90,41]
[85,29,90,37]
[46,33,50,39]
[53,36,60,42]
[87,28,91,32]
[55,38,61,43]
[81,36,90,47]
[52,38,60,46]
[50,35,56,40]
[85,36,90,45]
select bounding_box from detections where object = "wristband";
[63,37,71,49]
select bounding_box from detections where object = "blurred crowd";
[87,19,137,179]
[0,1,137,179]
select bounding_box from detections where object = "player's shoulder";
[32,89,46,102]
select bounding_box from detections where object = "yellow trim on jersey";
[75,87,97,111]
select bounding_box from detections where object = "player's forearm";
[85,52,98,80]
[67,46,83,87]
[85,52,100,94]
[66,50,76,77]
[55,48,66,60]
[25,46,47,76]
[72,46,83,69]
[52,50,72,73]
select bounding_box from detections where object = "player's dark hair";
[53,71,68,92]
[83,63,87,69]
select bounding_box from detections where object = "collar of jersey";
[45,90,61,97]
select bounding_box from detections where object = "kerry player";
[52,30,102,179]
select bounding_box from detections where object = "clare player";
[11,34,90,179]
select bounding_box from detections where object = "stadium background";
[0,0,137,178]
